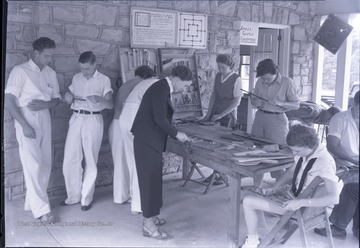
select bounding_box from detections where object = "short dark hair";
[354,91,359,106]
[32,37,56,52]
[216,54,234,69]
[79,51,96,64]
[171,65,193,81]
[135,65,156,79]
[286,124,319,149]
[256,59,278,77]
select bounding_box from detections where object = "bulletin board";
[131,8,178,48]
[131,7,207,49]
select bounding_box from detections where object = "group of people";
[5,37,359,245]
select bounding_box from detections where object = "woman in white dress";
[109,66,158,214]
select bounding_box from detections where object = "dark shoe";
[153,216,166,226]
[60,200,74,206]
[61,200,80,206]
[81,203,92,211]
[142,225,168,240]
[314,226,346,240]
[213,178,224,185]
[204,173,215,183]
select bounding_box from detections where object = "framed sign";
[240,21,259,46]
[131,8,177,48]
[178,13,207,49]
[313,14,353,55]
[131,7,207,49]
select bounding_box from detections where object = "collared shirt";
[165,77,174,94]
[293,144,338,192]
[5,59,60,107]
[252,72,299,112]
[328,108,359,159]
[69,70,113,112]
[220,71,243,98]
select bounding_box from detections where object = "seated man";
[314,182,359,240]
[286,101,341,125]
[241,124,341,248]
[327,91,359,184]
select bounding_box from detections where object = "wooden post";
[227,173,242,247]
[182,157,190,180]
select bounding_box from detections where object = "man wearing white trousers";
[109,65,157,214]
[5,37,60,223]
[61,51,113,211]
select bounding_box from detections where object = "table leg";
[228,173,242,247]
[182,157,190,180]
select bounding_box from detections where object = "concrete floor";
[5,168,359,248]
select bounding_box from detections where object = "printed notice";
[131,8,177,47]
[240,21,259,46]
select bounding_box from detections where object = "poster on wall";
[131,7,207,49]
[240,21,259,46]
[131,8,177,48]
[178,13,207,49]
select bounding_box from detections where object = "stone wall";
[4,0,319,200]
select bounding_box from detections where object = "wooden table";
[166,123,294,247]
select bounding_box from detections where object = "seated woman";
[241,124,341,248]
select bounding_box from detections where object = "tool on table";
[73,96,86,101]
[232,132,273,145]
[240,89,269,102]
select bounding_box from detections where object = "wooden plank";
[228,173,242,247]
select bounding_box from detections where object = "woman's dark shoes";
[153,216,166,226]
[81,203,92,211]
[142,225,168,240]
[314,225,347,240]
[60,200,80,206]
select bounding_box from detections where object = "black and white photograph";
[2,0,359,248]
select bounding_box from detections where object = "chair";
[315,123,328,143]
[256,176,335,248]
[182,161,229,194]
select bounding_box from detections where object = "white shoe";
[241,234,260,248]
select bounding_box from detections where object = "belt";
[73,109,101,115]
[259,109,284,115]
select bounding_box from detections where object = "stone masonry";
[4,0,320,200]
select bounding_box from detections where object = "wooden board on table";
[234,159,279,166]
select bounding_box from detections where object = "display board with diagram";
[158,48,203,119]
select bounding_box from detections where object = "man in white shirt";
[5,37,60,223]
[61,51,113,211]
[327,91,359,184]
